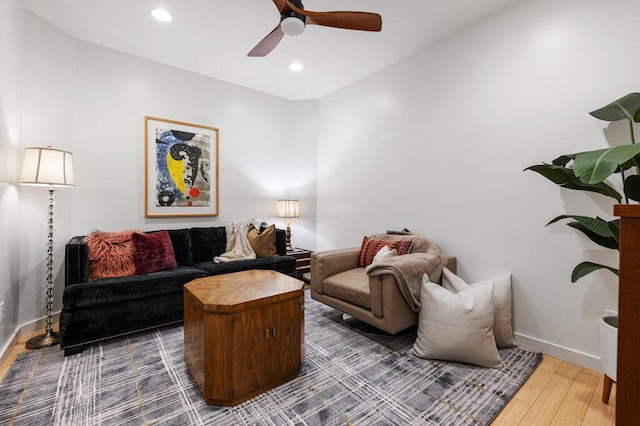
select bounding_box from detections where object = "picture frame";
[145,116,219,217]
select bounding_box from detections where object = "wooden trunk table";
[183,270,305,406]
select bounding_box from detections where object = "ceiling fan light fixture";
[289,62,303,72]
[151,8,172,22]
[281,16,305,36]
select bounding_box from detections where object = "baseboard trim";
[514,331,601,372]
[0,312,61,370]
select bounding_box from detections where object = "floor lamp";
[19,146,75,349]
[276,199,299,251]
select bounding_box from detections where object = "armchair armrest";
[311,247,360,294]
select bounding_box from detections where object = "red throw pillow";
[358,236,413,267]
[132,230,178,274]
[395,240,413,256]
[85,229,138,280]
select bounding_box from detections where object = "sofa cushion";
[248,224,277,257]
[85,229,138,281]
[324,268,371,310]
[164,228,193,266]
[132,231,178,274]
[411,275,502,368]
[63,266,207,309]
[190,227,227,263]
[358,236,413,267]
[194,255,297,277]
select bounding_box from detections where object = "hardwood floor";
[1,327,616,425]
[494,355,616,425]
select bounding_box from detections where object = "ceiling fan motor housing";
[280,11,306,36]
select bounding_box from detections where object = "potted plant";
[525,92,640,403]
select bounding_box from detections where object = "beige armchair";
[310,234,456,335]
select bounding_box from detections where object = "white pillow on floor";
[442,268,516,348]
[411,275,502,368]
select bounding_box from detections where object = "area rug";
[0,292,541,425]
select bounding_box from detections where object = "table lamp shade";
[19,147,75,187]
[276,199,300,218]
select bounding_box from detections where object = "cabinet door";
[269,298,302,381]
[232,307,271,398]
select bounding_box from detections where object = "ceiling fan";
[248,0,382,57]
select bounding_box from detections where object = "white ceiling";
[24,0,521,100]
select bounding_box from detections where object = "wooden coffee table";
[183,269,305,406]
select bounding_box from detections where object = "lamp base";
[284,225,294,252]
[25,330,60,349]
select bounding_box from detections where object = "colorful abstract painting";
[145,117,218,217]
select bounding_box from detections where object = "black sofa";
[60,226,297,355]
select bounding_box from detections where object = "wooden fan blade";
[248,25,285,57]
[305,12,382,31]
[271,0,291,14]
[284,0,382,32]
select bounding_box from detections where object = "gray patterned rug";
[1,292,541,425]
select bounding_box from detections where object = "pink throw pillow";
[85,229,138,280]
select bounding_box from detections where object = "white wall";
[6,11,318,343]
[0,0,24,352]
[70,41,317,249]
[316,0,638,369]
[18,11,76,328]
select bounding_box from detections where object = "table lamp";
[276,199,299,251]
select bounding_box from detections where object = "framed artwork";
[145,116,219,217]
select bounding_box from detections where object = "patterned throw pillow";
[132,230,178,274]
[358,236,413,267]
[85,229,139,281]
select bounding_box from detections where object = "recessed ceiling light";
[289,62,304,72]
[151,8,172,22]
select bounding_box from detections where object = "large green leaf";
[547,215,619,249]
[590,93,640,121]
[608,219,620,244]
[573,144,640,184]
[624,174,640,202]
[566,222,619,249]
[546,215,613,236]
[571,261,619,282]
[525,164,622,201]
[552,154,576,167]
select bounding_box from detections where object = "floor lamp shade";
[276,200,300,251]
[19,146,75,349]
[19,146,75,187]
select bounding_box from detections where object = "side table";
[183,270,304,406]
[287,248,313,283]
